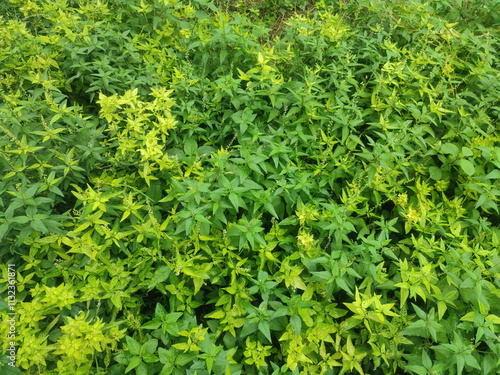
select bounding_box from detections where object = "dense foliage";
[1,0,500,374]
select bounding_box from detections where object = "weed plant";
[1,0,500,374]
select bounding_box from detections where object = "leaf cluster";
[1,0,500,374]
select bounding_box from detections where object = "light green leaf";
[141,320,161,330]
[428,166,442,180]
[459,159,475,176]
[485,169,500,179]
[172,342,190,352]
[148,267,171,290]
[290,315,301,336]
[195,214,211,224]
[461,146,473,157]
[441,143,459,156]
[405,365,428,375]
[205,310,225,320]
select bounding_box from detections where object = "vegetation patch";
[1,0,500,374]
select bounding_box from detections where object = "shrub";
[1,0,500,374]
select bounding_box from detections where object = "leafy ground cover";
[1,0,500,374]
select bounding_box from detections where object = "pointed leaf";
[148,267,171,290]
[125,356,142,373]
[258,320,272,342]
[229,192,239,211]
[126,336,141,355]
[290,315,301,336]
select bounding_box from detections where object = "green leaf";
[172,342,190,352]
[461,146,473,157]
[165,312,183,324]
[271,306,289,320]
[208,2,217,11]
[195,10,208,19]
[228,192,239,211]
[384,249,399,261]
[441,143,459,156]
[290,315,302,336]
[404,365,427,375]
[485,169,500,179]
[402,320,426,336]
[475,194,488,209]
[464,354,481,370]
[148,266,171,290]
[125,356,142,373]
[10,216,30,224]
[195,214,212,224]
[184,138,198,156]
[482,355,496,375]
[240,122,248,135]
[456,353,465,375]
[160,363,174,375]
[240,321,258,338]
[264,202,279,219]
[24,184,39,197]
[346,267,362,279]
[30,220,49,233]
[111,294,122,310]
[336,277,352,295]
[175,353,197,366]
[155,303,169,320]
[258,320,272,342]
[422,351,432,369]
[141,320,161,330]
[147,180,162,202]
[143,352,159,363]
[158,347,175,365]
[428,166,442,180]
[136,362,148,375]
[459,159,475,176]
[143,339,158,354]
[126,336,142,356]
[205,310,225,319]
[5,200,23,220]
[0,223,8,241]
[153,15,162,29]
[0,362,23,375]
